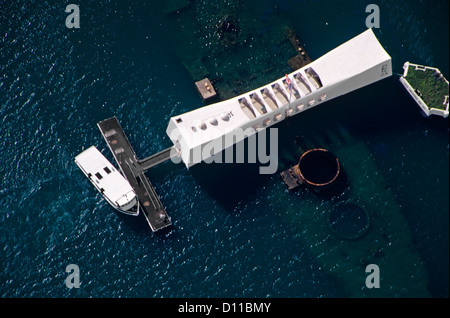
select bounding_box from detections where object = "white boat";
[75,146,140,216]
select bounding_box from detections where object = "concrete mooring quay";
[97,117,173,232]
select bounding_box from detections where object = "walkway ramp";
[97,117,172,232]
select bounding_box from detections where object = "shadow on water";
[189,158,271,212]
[188,134,352,212]
[185,128,289,211]
[310,166,350,201]
[185,80,400,212]
[114,208,178,240]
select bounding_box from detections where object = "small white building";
[166,29,392,169]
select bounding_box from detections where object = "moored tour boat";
[75,146,139,216]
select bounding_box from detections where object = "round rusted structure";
[296,148,340,189]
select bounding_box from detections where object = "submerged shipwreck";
[75,21,433,296]
[77,28,393,232]
[400,62,449,118]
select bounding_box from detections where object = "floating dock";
[98,117,173,232]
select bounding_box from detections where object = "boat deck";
[97,117,173,232]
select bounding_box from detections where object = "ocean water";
[0,0,448,298]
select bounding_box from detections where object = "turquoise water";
[0,0,448,297]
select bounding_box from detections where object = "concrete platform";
[195,78,217,100]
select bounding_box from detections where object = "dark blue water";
[1,0,448,297]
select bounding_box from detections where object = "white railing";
[400,62,449,118]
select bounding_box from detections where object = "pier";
[97,117,173,232]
